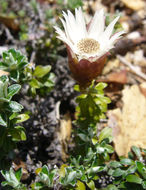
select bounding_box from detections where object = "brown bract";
[67,46,107,88]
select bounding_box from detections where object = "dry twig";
[117,55,146,81]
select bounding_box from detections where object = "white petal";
[54,26,65,36]
[67,10,77,32]
[99,30,125,53]
[75,7,87,39]
[101,16,120,41]
[54,26,68,42]
[108,30,125,45]
[54,26,75,51]
[60,18,71,41]
[62,11,77,43]
[62,10,82,44]
[98,16,120,50]
[57,36,76,52]
[88,9,105,40]
[68,10,83,42]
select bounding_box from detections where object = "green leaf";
[0,62,8,70]
[31,182,43,189]
[10,126,26,141]
[103,152,110,161]
[3,48,28,69]
[8,101,23,112]
[118,182,127,188]
[9,112,19,120]
[10,70,19,82]
[126,174,142,184]
[7,84,21,99]
[125,165,137,176]
[108,168,114,176]
[74,85,80,92]
[0,48,29,82]
[48,172,56,186]
[15,168,22,181]
[132,146,143,161]
[0,75,8,98]
[96,146,105,153]
[67,170,76,185]
[120,158,134,165]
[67,0,83,9]
[1,168,20,188]
[99,127,113,143]
[109,161,122,168]
[136,161,146,179]
[78,133,90,142]
[87,166,105,175]
[142,181,146,189]
[86,180,96,190]
[18,61,28,70]
[0,75,8,82]
[42,165,49,176]
[44,79,54,88]
[106,184,118,190]
[95,82,107,90]
[30,87,36,95]
[112,168,125,177]
[0,97,9,103]
[33,65,51,78]
[0,114,7,126]
[92,137,98,145]
[29,78,42,89]
[1,181,8,187]
[104,144,114,153]
[14,113,30,124]
[76,180,86,190]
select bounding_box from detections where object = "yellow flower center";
[77,38,100,54]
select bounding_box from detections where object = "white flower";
[54,7,125,60]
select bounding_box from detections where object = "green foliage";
[30,82,113,189]
[74,82,111,157]
[26,65,55,96]
[30,0,38,13]
[0,0,8,13]
[1,167,27,190]
[0,48,55,187]
[0,47,55,170]
[0,48,55,96]
[67,0,83,9]
[32,165,57,189]
[57,0,83,9]
[2,147,145,190]
[1,79,146,189]
[29,82,145,190]
[0,75,22,112]
[0,75,29,169]
[29,128,113,189]
[19,23,28,41]
[75,82,111,126]
[0,49,29,82]
[106,146,146,189]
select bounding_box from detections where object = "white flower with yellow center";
[54,7,125,60]
[54,7,125,87]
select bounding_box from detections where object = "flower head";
[54,7,124,87]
